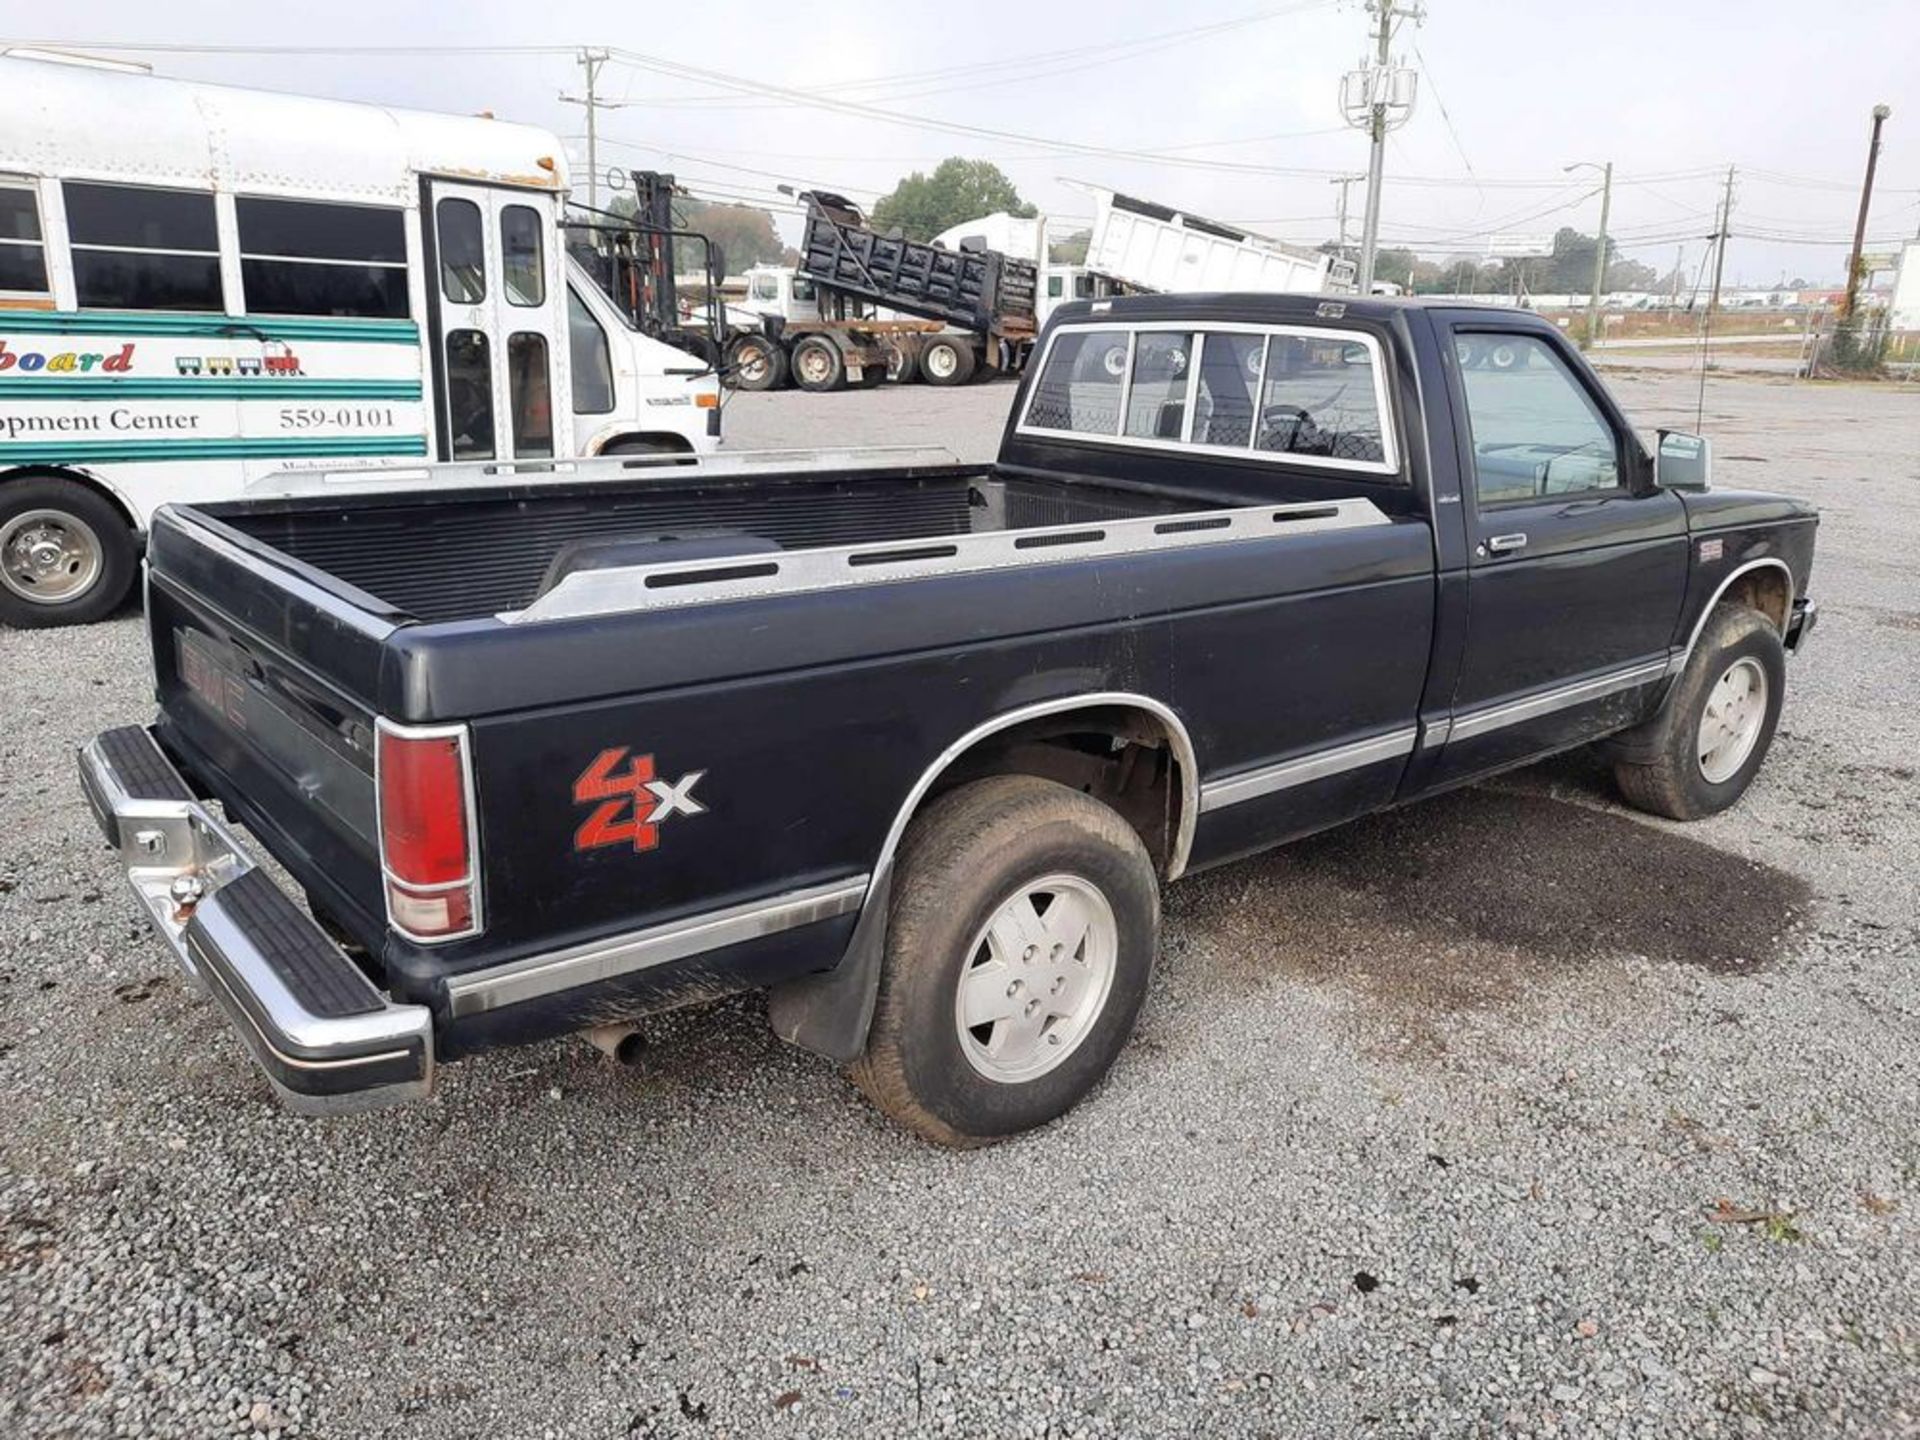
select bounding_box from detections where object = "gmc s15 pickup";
[80,294,1818,1145]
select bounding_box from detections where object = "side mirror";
[1655,430,1712,492]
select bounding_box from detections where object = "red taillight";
[376,721,480,941]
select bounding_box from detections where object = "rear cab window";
[1018,319,1400,478]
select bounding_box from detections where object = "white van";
[0,53,722,626]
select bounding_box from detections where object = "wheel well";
[597,434,694,457]
[1720,564,1791,632]
[922,704,1191,877]
[1,466,140,539]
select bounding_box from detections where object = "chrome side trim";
[1448,658,1671,743]
[1198,727,1419,813]
[443,875,870,1019]
[861,692,1203,899]
[1678,557,1794,662]
[507,497,1390,625]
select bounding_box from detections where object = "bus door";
[423,179,567,464]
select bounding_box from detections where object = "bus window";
[508,332,554,458]
[0,186,48,297]
[237,197,407,318]
[436,198,485,305]
[501,206,544,307]
[64,181,220,311]
[567,288,614,414]
[445,329,494,460]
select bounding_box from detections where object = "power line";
[618,2,1340,110]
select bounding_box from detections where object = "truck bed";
[211,468,1213,624]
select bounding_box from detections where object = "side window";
[0,185,49,298]
[64,181,221,310]
[1024,328,1128,435]
[1255,335,1388,466]
[436,198,485,305]
[445,328,494,460]
[791,276,815,303]
[1457,334,1621,505]
[1191,332,1264,448]
[1046,275,1063,299]
[567,288,614,414]
[507,333,554,457]
[237,197,407,318]
[750,273,777,303]
[500,205,545,307]
[1123,331,1193,439]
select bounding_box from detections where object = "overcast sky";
[7,0,1917,287]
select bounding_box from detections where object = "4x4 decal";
[572,748,706,853]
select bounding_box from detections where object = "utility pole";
[1341,1,1422,294]
[1330,174,1363,263]
[1589,163,1612,346]
[1565,160,1612,345]
[559,47,613,212]
[1841,103,1892,320]
[1705,165,1736,320]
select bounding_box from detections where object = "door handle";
[1485,532,1528,555]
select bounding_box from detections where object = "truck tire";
[850,775,1160,1147]
[1611,604,1786,821]
[918,335,977,387]
[727,334,787,392]
[0,476,137,628]
[883,334,923,384]
[790,336,847,393]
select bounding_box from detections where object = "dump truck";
[723,191,1040,392]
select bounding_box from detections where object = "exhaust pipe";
[585,1023,649,1066]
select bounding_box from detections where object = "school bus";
[0,51,722,626]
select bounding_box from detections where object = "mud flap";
[765,872,890,1063]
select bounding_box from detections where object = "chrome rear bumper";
[78,726,433,1115]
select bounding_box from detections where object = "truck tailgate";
[143,505,399,946]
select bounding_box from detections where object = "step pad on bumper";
[79,725,434,1115]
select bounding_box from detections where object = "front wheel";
[726,334,787,392]
[1611,603,1786,820]
[850,775,1160,1147]
[0,477,137,628]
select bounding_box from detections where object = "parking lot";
[3,368,1917,1438]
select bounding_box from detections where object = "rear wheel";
[919,335,977,387]
[726,334,786,392]
[790,336,847,393]
[0,477,136,628]
[850,776,1160,1147]
[1611,604,1786,820]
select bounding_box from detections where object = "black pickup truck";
[81,294,1818,1145]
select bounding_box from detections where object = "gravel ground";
[2,368,1917,1439]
